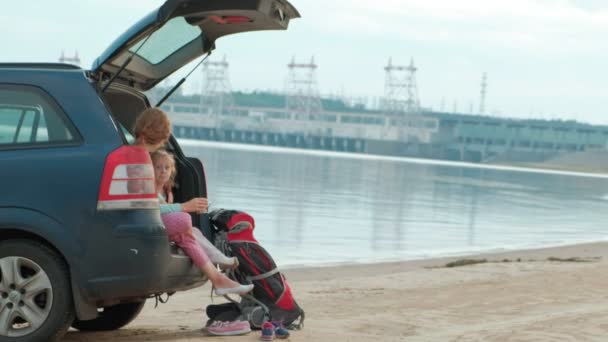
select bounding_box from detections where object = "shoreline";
[63,241,608,341]
[278,238,608,271]
[281,240,608,280]
[180,139,608,178]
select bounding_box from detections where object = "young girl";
[134,108,250,296]
[151,149,238,269]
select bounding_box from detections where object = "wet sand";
[62,242,608,341]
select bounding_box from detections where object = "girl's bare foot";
[214,283,254,296]
[213,275,253,296]
[214,275,241,289]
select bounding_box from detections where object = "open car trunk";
[92,0,300,91]
[101,86,210,233]
[95,0,300,236]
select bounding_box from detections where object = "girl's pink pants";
[161,212,210,268]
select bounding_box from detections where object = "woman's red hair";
[133,108,171,145]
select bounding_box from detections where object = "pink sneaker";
[207,320,251,336]
[260,321,275,341]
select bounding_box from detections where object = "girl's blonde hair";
[133,107,171,146]
[150,149,177,189]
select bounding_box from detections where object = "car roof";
[0,63,82,70]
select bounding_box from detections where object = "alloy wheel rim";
[0,256,53,337]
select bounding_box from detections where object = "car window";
[120,122,135,144]
[129,16,202,65]
[0,85,78,148]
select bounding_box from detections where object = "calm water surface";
[180,140,608,267]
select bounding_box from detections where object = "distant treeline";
[428,111,608,130]
[151,88,606,130]
[151,88,375,113]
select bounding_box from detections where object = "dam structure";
[165,97,608,163]
[160,56,608,164]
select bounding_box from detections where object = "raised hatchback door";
[92,0,300,91]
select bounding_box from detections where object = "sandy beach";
[62,242,608,341]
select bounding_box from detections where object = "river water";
[180,140,608,267]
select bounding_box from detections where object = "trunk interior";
[100,86,209,235]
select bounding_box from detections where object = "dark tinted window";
[0,85,78,147]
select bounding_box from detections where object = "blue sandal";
[273,321,290,339]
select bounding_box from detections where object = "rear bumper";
[75,221,207,304]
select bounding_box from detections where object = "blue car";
[0,1,299,341]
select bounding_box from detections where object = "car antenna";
[101,33,154,93]
[155,51,211,108]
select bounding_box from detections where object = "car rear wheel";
[71,300,146,331]
[0,240,74,342]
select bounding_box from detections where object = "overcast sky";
[1,0,607,124]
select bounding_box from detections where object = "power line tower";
[479,72,488,114]
[58,50,80,66]
[382,57,420,114]
[200,55,234,120]
[285,56,323,119]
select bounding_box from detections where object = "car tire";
[71,300,146,331]
[0,239,74,342]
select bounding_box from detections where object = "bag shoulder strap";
[246,268,280,282]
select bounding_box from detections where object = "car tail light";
[97,146,158,210]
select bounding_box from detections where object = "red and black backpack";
[209,209,305,329]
